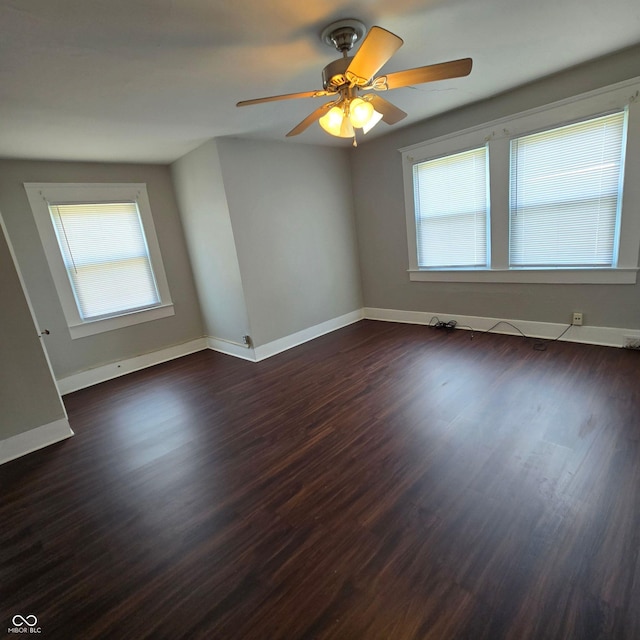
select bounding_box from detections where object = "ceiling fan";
[236,19,472,145]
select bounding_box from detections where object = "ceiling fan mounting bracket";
[320,19,367,54]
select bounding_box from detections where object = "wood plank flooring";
[2,320,640,639]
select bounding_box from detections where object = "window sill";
[408,268,638,284]
[68,303,175,339]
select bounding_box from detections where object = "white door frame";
[0,209,66,406]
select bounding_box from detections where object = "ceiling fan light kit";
[347,97,375,128]
[319,105,352,138]
[318,92,379,141]
[236,19,473,146]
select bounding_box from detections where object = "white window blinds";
[510,111,627,268]
[48,201,160,320]
[413,146,488,268]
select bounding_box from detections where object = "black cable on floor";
[429,315,573,351]
[459,320,573,351]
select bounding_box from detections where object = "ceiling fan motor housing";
[322,57,352,91]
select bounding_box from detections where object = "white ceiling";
[1,0,639,164]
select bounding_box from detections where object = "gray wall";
[171,140,251,343]
[0,160,204,379]
[0,218,66,439]
[351,45,640,329]
[216,138,363,346]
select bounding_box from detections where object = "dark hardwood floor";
[2,320,640,639]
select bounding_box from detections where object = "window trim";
[25,183,174,339]
[401,77,640,284]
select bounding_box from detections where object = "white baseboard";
[253,309,364,362]
[0,418,74,465]
[57,337,208,394]
[53,308,639,396]
[363,307,640,348]
[207,336,256,362]
[56,312,365,394]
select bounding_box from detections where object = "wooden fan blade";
[286,103,333,137]
[382,58,472,90]
[345,26,403,86]
[368,95,407,125]
[237,90,331,107]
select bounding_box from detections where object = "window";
[510,112,625,268]
[402,79,640,284]
[25,183,174,338]
[413,147,489,269]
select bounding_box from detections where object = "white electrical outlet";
[572,312,583,326]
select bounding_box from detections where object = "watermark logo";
[8,614,41,634]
